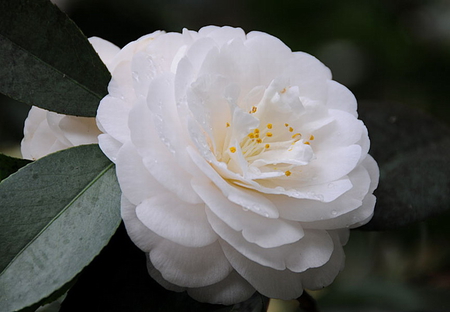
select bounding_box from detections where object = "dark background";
[2,0,450,311]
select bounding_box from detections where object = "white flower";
[21,37,120,160]
[96,26,379,305]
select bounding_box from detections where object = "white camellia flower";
[21,37,119,160]
[96,26,379,305]
[21,26,379,305]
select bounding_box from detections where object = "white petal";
[302,144,362,184]
[97,134,122,162]
[214,218,333,272]
[136,192,217,247]
[362,155,379,193]
[274,164,371,222]
[121,195,158,252]
[115,142,162,205]
[188,146,279,218]
[300,230,346,290]
[88,37,120,71]
[129,94,201,204]
[313,109,364,150]
[149,239,232,288]
[96,95,131,143]
[146,257,186,292]
[188,270,255,305]
[325,80,357,116]
[58,115,100,146]
[285,52,332,102]
[193,179,303,248]
[220,242,304,299]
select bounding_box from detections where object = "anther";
[310,135,315,140]
[266,132,273,137]
[285,170,292,176]
[229,147,237,153]
[267,123,273,129]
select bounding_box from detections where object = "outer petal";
[211,212,333,272]
[188,270,255,305]
[149,239,233,288]
[136,193,217,248]
[192,178,304,248]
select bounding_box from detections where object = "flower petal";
[115,142,162,205]
[188,270,255,305]
[192,179,304,248]
[188,146,279,218]
[136,192,217,248]
[149,239,232,288]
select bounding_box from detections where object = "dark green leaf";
[0,144,121,311]
[0,0,111,117]
[359,101,450,230]
[0,153,31,182]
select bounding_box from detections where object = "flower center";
[224,113,315,179]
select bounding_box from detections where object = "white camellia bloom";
[96,26,379,305]
[21,37,119,160]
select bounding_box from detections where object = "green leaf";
[0,153,31,182]
[359,102,450,230]
[0,0,111,117]
[0,144,121,311]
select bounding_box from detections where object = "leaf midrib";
[0,33,104,101]
[0,162,114,277]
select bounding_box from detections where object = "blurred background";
[2,0,450,311]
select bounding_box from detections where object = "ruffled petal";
[188,270,255,305]
[149,239,233,288]
[135,192,217,248]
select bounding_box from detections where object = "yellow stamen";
[251,106,257,113]
[267,123,273,129]
[266,132,273,137]
[285,123,289,127]
[304,142,310,145]
[285,170,292,176]
[291,133,301,139]
[254,128,260,134]
[226,122,230,127]
[310,135,315,140]
[229,147,237,153]
[289,127,294,132]
[248,133,255,139]
[256,138,262,143]
[265,144,270,149]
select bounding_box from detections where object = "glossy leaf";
[359,101,450,230]
[0,153,31,182]
[0,144,121,311]
[0,0,111,117]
